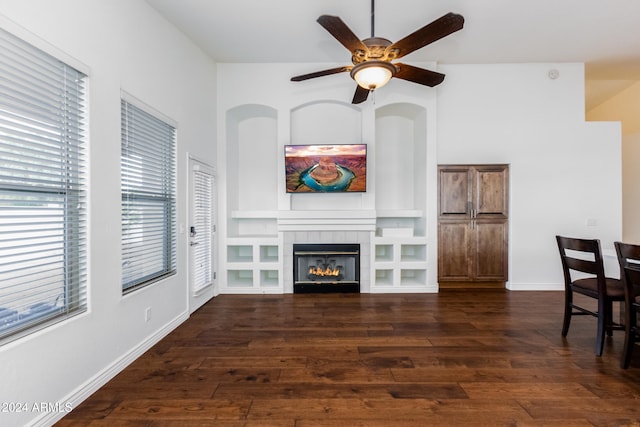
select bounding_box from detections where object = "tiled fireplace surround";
[279,212,375,293]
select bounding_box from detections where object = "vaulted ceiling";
[145,0,640,110]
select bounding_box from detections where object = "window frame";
[0,25,89,343]
[120,93,177,294]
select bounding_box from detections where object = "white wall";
[438,63,622,288]
[0,1,217,426]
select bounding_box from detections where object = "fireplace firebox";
[293,243,360,293]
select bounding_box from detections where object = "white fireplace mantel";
[277,210,377,232]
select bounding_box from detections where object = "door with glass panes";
[188,157,216,312]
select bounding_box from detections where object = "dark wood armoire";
[437,164,509,287]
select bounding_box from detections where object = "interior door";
[188,157,216,312]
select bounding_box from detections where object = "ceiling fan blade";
[352,85,369,104]
[387,12,464,59]
[291,66,352,82]
[317,15,368,53]
[394,63,445,87]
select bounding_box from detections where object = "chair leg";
[605,301,614,337]
[621,307,637,369]
[562,289,572,337]
[621,326,635,369]
[595,298,606,356]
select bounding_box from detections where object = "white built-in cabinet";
[221,101,433,293]
[226,237,280,289]
[373,236,429,287]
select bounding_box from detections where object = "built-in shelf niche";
[227,245,253,263]
[375,103,427,237]
[401,244,427,262]
[401,269,427,286]
[375,244,393,262]
[226,104,278,237]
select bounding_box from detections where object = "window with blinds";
[192,167,213,294]
[121,98,176,293]
[0,28,87,342]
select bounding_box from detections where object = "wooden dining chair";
[556,235,624,356]
[614,241,640,368]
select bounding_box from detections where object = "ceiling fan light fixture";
[351,61,396,90]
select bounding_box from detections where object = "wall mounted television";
[285,144,367,193]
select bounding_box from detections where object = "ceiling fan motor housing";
[352,37,397,63]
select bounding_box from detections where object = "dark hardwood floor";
[56,290,640,426]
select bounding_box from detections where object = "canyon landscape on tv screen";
[285,144,367,193]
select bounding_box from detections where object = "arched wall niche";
[226,104,278,236]
[289,100,366,211]
[375,102,428,236]
[290,100,362,144]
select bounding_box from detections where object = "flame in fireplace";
[308,266,341,277]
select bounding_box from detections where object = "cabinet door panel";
[438,221,472,281]
[474,221,508,280]
[474,166,508,217]
[439,169,470,217]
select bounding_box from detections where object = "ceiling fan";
[290,0,464,104]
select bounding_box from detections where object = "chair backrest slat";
[564,257,598,275]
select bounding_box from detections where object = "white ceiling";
[145,0,640,110]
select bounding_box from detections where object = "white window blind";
[121,98,176,293]
[192,168,213,294]
[0,28,87,341]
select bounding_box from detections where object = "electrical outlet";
[586,218,598,227]
[145,307,151,322]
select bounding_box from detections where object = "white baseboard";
[506,282,564,291]
[32,310,189,427]
[369,286,438,293]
